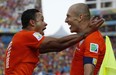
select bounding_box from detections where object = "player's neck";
[23,26,34,31]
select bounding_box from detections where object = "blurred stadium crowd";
[0,0,116,75]
[0,0,38,33]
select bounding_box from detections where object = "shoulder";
[86,31,104,40]
[32,32,44,41]
[15,30,44,40]
[84,30,105,45]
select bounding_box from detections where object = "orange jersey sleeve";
[84,31,106,59]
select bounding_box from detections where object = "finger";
[93,19,104,29]
[89,20,104,32]
[89,18,104,29]
[90,16,103,23]
[90,16,97,21]
[92,18,104,25]
[89,18,103,27]
[96,20,104,28]
[95,16,102,19]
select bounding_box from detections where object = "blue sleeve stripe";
[83,56,96,66]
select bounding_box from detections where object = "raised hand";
[89,16,104,30]
[80,16,104,38]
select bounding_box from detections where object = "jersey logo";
[33,32,43,41]
[90,43,98,53]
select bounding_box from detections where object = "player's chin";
[40,31,44,35]
[42,28,46,35]
[70,30,75,33]
[70,28,74,33]
[70,29,77,33]
[42,33,44,35]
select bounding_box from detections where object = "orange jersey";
[4,30,44,75]
[70,31,106,75]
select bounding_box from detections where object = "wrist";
[78,32,87,39]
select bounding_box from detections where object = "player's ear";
[78,14,84,22]
[75,14,83,22]
[29,19,35,27]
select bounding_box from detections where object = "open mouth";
[43,28,46,31]
[69,25,71,29]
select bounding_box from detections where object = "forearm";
[84,64,94,75]
[39,34,84,53]
[58,28,92,43]
[46,33,84,51]
[58,34,84,50]
[58,33,85,43]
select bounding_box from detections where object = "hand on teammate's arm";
[80,16,104,38]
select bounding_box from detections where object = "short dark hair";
[21,9,40,29]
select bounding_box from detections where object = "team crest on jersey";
[92,58,97,65]
[33,32,43,41]
[90,43,98,53]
